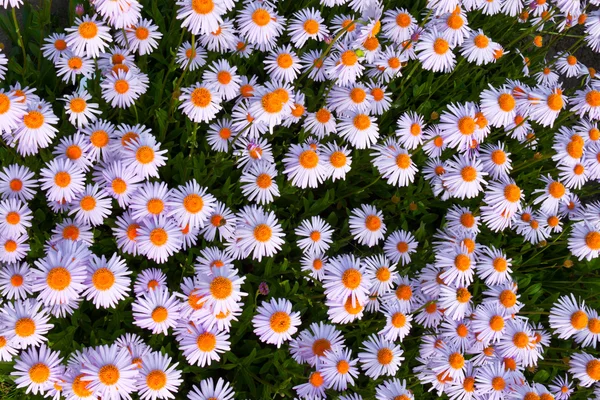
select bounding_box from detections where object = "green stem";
[12,7,27,79]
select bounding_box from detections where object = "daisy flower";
[460,29,498,65]
[240,160,279,205]
[358,334,404,379]
[136,351,182,400]
[196,266,247,315]
[264,45,301,83]
[483,282,523,315]
[133,287,181,335]
[65,15,111,58]
[325,44,365,86]
[179,83,222,123]
[0,298,53,349]
[379,302,412,342]
[528,85,567,127]
[125,18,162,55]
[178,323,230,367]
[295,216,333,254]
[475,361,512,399]
[0,233,29,264]
[289,8,329,47]
[11,344,62,396]
[371,139,418,186]
[416,28,456,73]
[283,143,328,189]
[443,154,488,199]
[0,164,36,202]
[549,375,573,400]
[569,222,600,261]
[122,134,167,180]
[83,254,131,309]
[200,201,237,242]
[438,284,473,321]
[439,102,483,151]
[253,298,301,348]
[477,246,513,286]
[300,252,327,281]
[113,211,142,256]
[349,204,387,247]
[303,106,337,139]
[323,253,372,308]
[12,101,59,156]
[533,174,570,214]
[80,344,139,400]
[236,1,285,51]
[337,111,379,149]
[207,118,233,152]
[0,262,32,299]
[326,294,366,324]
[137,216,184,264]
[320,347,359,391]
[53,133,94,172]
[98,160,143,207]
[194,246,234,276]
[41,32,68,62]
[199,18,237,53]
[0,198,32,236]
[56,51,94,85]
[101,69,148,108]
[64,89,101,129]
[69,183,112,226]
[176,0,225,36]
[134,268,167,297]
[327,83,373,115]
[31,248,87,307]
[129,181,170,221]
[203,59,240,101]
[188,378,234,400]
[235,205,285,261]
[300,49,328,82]
[167,180,216,230]
[176,40,207,71]
[249,81,294,132]
[290,322,344,367]
[293,371,326,400]
[322,142,352,181]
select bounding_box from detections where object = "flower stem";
[12,7,27,79]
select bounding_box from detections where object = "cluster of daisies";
[2,0,600,398]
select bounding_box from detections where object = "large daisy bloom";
[235,205,285,261]
[65,15,112,58]
[253,298,301,348]
[136,351,182,400]
[349,204,387,247]
[11,344,63,395]
[133,287,181,335]
[283,144,328,189]
[176,0,226,36]
[179,83,222,123]
[167,180,216,230]
[80,344,139,399]
[83,253,131,309]
[196,266,247,315]
[137,216,184,264]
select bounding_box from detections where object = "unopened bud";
[258,282,269,295]
[430,111,439,120]
[563,259,574,268]
[391,195,400,204]
[354,49,365,58]
[409,202,418,211]
[533,152,542,160]
[75,4,85,16]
